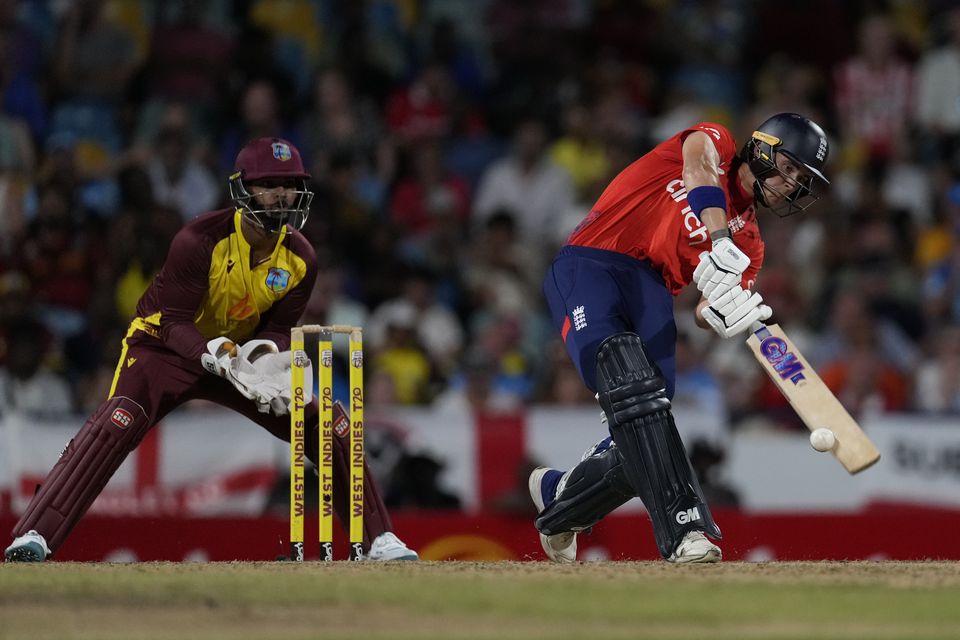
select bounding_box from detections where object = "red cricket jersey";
[567,123,764,295]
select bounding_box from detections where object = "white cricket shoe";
[367,532,418,561]
[667,530,722,564]
[528,466,577,563]
[5,530,51,562]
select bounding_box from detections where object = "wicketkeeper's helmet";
[738,113,830,217]
[229,137,314,234]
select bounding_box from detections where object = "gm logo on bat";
[759,335,807,385]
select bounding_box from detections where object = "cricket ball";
[810,428,836,452]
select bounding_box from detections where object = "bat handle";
[750,321,766,332]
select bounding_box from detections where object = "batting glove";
[693,237,751,301]
[702,286,772,339]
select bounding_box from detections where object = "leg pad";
[12,396,149,554]
[535,438,635,535]
[596,333,721,558]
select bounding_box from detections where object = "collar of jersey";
[233,209,287,270]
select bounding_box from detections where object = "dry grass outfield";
[2,561,959,640]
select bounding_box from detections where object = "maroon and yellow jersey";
[567,122,764,294]
[133,208,317,360]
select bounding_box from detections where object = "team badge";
[321,349,333,368]
[265,268,290,292]
[293,350,309,368]
[272,142,292,162]
[351,350,363,369]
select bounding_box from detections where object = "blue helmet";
[739,113,830,216]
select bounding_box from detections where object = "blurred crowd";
[0,0,959,431]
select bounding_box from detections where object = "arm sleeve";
[679,123,738,165]
[157,226,213,361]
[254,254,318,351]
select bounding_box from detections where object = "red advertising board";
[3,506,957,562]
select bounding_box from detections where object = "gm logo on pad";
[675,507,701,525]
[111,408,133,430]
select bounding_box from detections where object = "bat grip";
[749,321,766,332]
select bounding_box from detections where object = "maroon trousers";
[12,331,392,555]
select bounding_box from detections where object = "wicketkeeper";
[5,137,417,562]
[530,113,830,562]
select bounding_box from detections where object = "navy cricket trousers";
[542,245,678,398]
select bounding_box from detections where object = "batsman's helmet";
[738,113,829,217]
[229,137,314,234]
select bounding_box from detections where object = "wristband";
[710,228,732,241]
[687,185,727,220]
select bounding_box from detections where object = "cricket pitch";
[2,561,959,639]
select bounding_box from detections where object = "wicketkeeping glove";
[229,342,313,415]
[200,337,237,377]
[702,286,772,339]
[693,237,751,301]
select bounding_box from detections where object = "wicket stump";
[289,324,365,561]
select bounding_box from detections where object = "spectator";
[549,102,610,201]
[820,324,911,416]
[146,0,235,108]
[370,301,434,405]
[432,349,521,414]
[367,269,464,377]
[834,13,914,162]
[914,7,960,167]
[461,211,541,316]
[0,316,73,417]
[811,286,919,376]
[246,0,322,97]
[385,62,455,145]
[672,331,726,421]
[19,182,94,343]
[390,141,470,238]
[472,117,576,248]
[218,80,303,176]
[52,0,139,103]
[915,324,960,414]
[146,103,221,222]
[299,67,391,190]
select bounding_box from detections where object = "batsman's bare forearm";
[681,131,728,235]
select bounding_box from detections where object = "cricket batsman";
[529,113,830,562]
[5,137,416,562]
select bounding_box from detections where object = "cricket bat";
[745,323,881,474]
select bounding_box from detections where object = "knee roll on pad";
[12,396,149,554]
[535,442,634,535]
[596,335,671,426]
[595,333,721,558]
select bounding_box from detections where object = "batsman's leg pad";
[12,396,150,554]
[308,400,393,550]
[596,333,721,558]
[535,439,635,535]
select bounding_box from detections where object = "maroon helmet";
[229,137,314,234]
